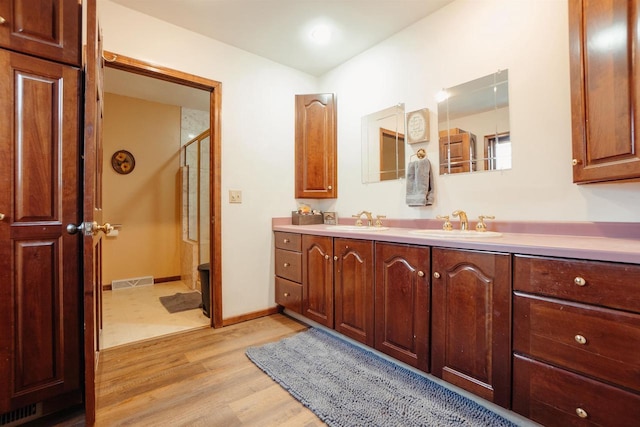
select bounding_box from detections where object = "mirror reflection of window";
[437,70,510,174]
[361,103,406,183]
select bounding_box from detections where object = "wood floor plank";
[94,314,323,426]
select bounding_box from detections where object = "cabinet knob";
[334,256,338,261]
[283,238,290,243]
[327,185,332,190]
[0,213,5,221]
[575,408,588,419]
[283,292,290,297]
[283,262,290,267]
[325,254,330,260]
[0,16,6,25]
[572,159,582,166]
[574,276,586,286]
[417,271,425,277]
[574,334,587,345]
[433,272,441,279]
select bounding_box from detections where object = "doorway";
[100,52,223,345]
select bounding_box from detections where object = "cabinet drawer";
[514,293,640,392]
[275,249,302,282]
[275,277,302,313]
[513,354,640,427]
[514,255,640,313]
[274,232,301,251]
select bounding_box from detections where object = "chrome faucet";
[452,210,469,231]
[352,211,374,226]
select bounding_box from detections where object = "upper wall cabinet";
[0,0,81,66]
[295,93,337,199]
[570,0,640,183]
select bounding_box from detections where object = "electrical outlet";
[229,190,242,204]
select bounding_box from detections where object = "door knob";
[66,222,86,235]
[66,221,113,235]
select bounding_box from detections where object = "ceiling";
[109,0,454,77]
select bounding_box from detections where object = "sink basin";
[408,229,502,238]
[325,225,390,232]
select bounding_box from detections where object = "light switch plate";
[229,190,242,203]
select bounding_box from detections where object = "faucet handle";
[476,215,495,232]
[375,215,386,227]
[436,215,453,231]
[352,213,363,226]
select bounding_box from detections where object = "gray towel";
[406,158,434,206]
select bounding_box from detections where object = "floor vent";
[0,403,42,426]
[112,275,154,290]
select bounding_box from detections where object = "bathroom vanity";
[272,218,640,426]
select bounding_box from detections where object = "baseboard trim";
[222,306,280,327]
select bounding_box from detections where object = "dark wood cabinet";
[274,232,303,313]
[431,247,511,408]
[302,234,334,327]
[0,49,82,414]
[569,0,640,183]
[295,93,337,199]
[0,0,81,66]
[374,243,430,372]
[512,254,640,425]
[334,238,374,346]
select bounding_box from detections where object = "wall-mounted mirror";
[437,70,510,174]
[361,103,406,183]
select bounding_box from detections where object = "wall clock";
[111,150,135,174]
[406,108,430,144]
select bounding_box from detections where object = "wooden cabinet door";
[334,238,374,346]
[295,93,337,198]
[302,235,334,327]
[0,0,81,66]
[0,49,82,413]
[431,248,511,408]
[374,243,430,372]
[570,0,640,183]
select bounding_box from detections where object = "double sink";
[325,225,502,239]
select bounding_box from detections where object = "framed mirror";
[361,103,406,183]
[437,70,510,174]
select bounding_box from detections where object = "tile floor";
[101,281,210,349]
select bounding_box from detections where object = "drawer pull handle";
[417,271,425,277]
[283,292,290,297]
[574,276,586,286]
[574,334,587,345]
[283,262,290,267]
[283,238,290,243]
[433,272,441,279]
[575,408,588,419]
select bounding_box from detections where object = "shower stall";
[181,129,210,291]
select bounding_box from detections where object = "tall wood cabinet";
[0,0,83,419]
[295,93,337,198]
[431,248,511,408]
[569,0,640,183]
[374,243,430,372]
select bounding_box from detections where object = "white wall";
[320,0,640,222]
[99,0,640,320]
[99,0,317,319]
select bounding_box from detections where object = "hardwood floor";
[94,313,324,426]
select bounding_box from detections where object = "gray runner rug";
[246,328,518,427]
[159,292,202,313]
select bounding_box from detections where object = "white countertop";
[273,222,640,264]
